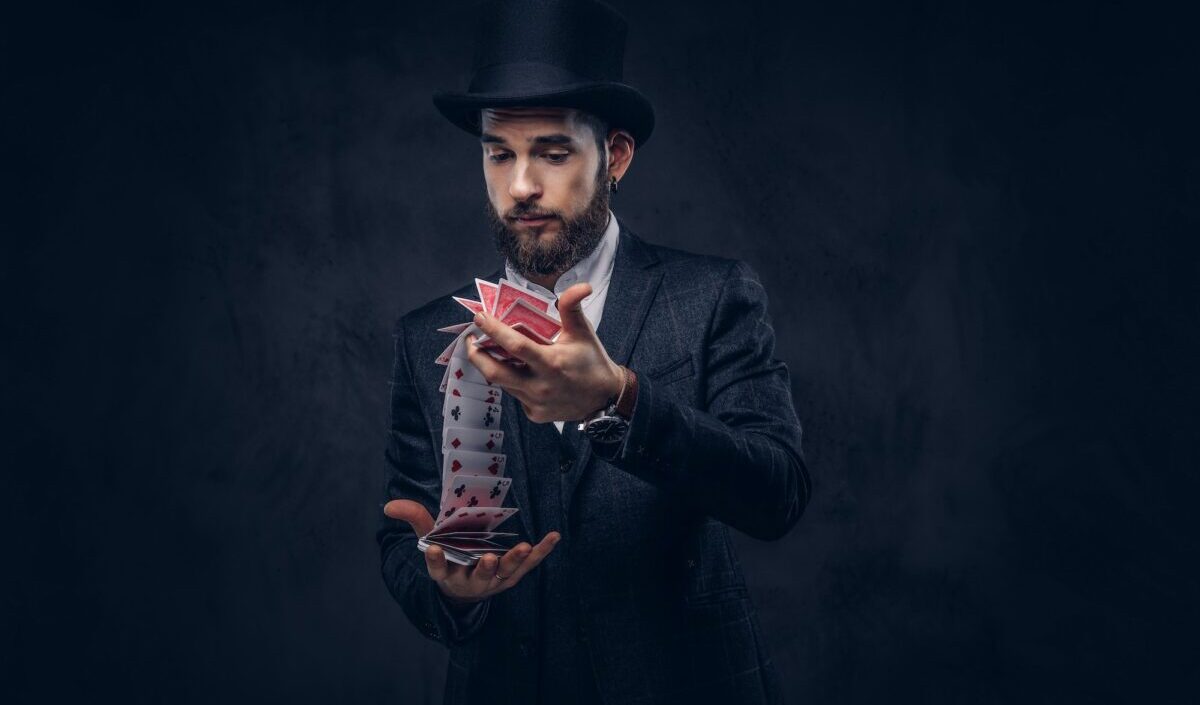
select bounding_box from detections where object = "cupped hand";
[384,499,560,605]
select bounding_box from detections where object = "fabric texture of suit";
[378,217,811,704]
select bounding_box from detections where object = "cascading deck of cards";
[417,277,563,566]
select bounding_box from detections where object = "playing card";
[434,330,465,366]
[436,322,472,335]
[443,395,502,429]
[421,535,508,551]
[477,336,526,360]
[438,474,512,514]
[442,448,507,482]
[444,356,490,391]
[446,378,502,404]
[475,320,555,350]
[418,537,504,566]
[475,278,499,315]
[453,296,485,315]
[442,426,504,453]
[495,278,554,318]
[428,530,519,540]
[433,506,519,533]
[499,298,562,341]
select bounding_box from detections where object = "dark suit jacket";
[378,218,811,704]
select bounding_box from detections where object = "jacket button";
[559,458,573,473]
[685,558,697,569]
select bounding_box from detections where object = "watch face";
[584,416,628,444]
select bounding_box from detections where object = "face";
[480,107,611,279]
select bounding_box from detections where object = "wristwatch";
[578,366,638,444]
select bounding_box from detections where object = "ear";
[606,128,635,182]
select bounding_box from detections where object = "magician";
[378,1,811,703]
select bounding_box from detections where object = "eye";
[488,153,511,163]
[543,152,569,163]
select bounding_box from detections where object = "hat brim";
[432,82,655,148]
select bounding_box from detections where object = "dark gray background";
[5,1,1197,703]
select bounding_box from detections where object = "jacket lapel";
[481,222,664,538]
[560,219,663,509]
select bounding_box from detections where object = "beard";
[485,170,611,279]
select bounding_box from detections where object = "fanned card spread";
[417,278,562,565]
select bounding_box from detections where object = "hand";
[383,499,561,605]
[466,282,624,423]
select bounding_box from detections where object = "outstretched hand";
[384,499,560,605]
[466,282,624,423]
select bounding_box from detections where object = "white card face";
[433,506,519,532]
[443,395,502,429]
[449,325,483,359]
[442,427,504,453]
[438,475,512,515]
[434,332,462,366]
[442,448,507,484]
[445,378,502,404]
[446,355,489,387]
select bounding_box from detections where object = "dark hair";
[574,110,611,167]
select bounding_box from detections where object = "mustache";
[508,204,558,219]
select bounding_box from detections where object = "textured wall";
[5,1,1196,703]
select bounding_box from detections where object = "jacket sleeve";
[592,260,811,541]
[377,316,492,646]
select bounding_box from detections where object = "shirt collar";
[504,208,620,312]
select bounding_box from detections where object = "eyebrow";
[480,132,576,146]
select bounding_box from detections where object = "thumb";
[384,499,434,537]
[555,282,593,337]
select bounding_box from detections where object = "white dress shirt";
[504,208,620,432]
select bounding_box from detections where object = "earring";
[610,176,619,193]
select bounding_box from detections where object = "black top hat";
[432,0,656,147]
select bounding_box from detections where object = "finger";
[465,334,527,389]
[383,499,434,538]
[424,544,450,582]
[554,283,594,338]
[468,552,501,590]
[491,543,533,586]
[506,531,561,582]
[473,312,546,367]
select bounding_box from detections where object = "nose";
[508,159,541,203]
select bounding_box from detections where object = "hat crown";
[431,0,655,147]
[467,0,628,88]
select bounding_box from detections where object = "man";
[378,2,810,703]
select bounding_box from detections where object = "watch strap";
[614,366,637,419]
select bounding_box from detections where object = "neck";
[525,271,563,291]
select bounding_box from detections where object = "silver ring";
[495,572,509,581]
